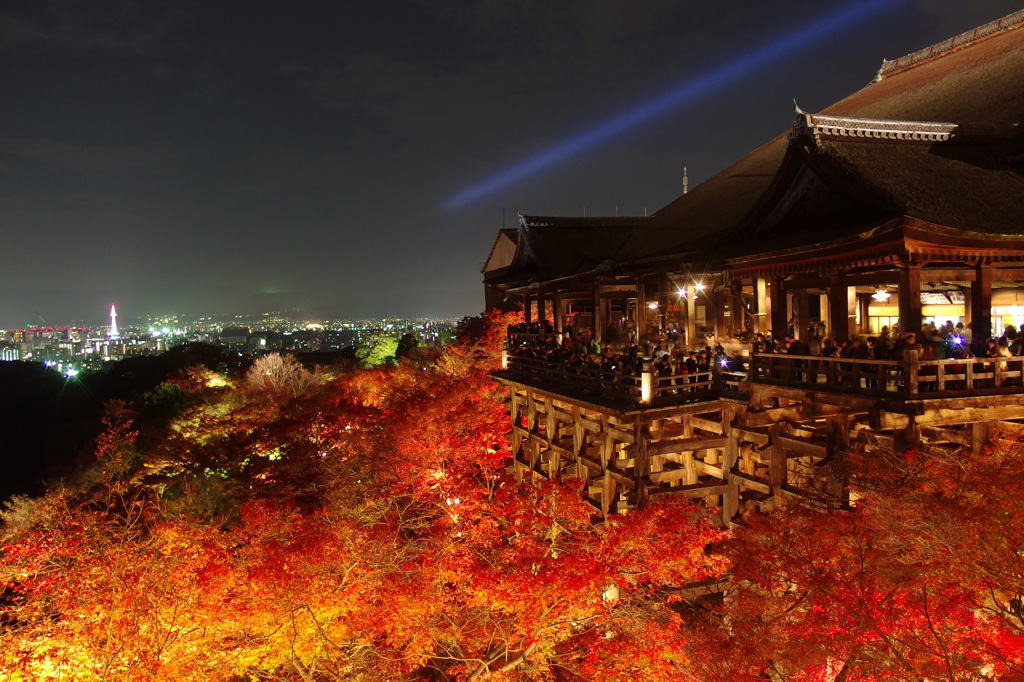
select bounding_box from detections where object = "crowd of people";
[506,321,744,386]
[752,319,1024,363]
[507,318,1024,388]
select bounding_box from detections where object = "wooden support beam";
[870,404,1024,430]
[572,405,585,479]
[634,423,650,507]
[649,437,729,457]
[690,416,724,434]
[729,472,772,494]
[602,470,616,518]
[734,427,770,445]
[776,434,828,457]
[648,483,730,499]
[694,460,726,479]
[768,423,787,490]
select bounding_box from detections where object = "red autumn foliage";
[0,311,723,681]
[2,311,1022,681]
[688,437,1024,681]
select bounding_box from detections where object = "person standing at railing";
[807,332,821,357]
[879,326,893,351]
[862,337,883,389]
[848,337,869,359]
[786,336,810,356]
[697,350,711,376]
[685,351,698,390]
[986,337,1013,387]
[890,332,922,360]
[727,351,746,373]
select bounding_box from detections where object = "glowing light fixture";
[872,287,891,302]
[648,302,659,310]
[694,282,705,293]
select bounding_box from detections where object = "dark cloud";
[0,0,1021,327]
[0,137,199,173]
[0,0,185,54]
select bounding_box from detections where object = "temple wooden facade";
[483,12,1024,525]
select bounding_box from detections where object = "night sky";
[1,1,1020,328]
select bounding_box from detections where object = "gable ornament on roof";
[791,103,959,144]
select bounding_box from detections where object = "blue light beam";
[444,0,904,209]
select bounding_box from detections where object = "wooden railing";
[508,331,559,348]
[749,353,1024,399]
[504,354,716,406]
[501,347,1024,406]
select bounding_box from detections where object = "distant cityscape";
[0,306,465,374]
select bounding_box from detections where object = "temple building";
[483,11,1024,523]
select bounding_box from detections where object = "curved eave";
[725,218,1024,279]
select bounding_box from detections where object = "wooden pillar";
[730,279,744,337]
[754,277,767,334]
[819,292,830,337]
[685,284,697,349]
[770,278,787,340]
[634,423,650,508]
[572,406,585,481]
[794,289,810,341]
[536,293,547,327]
[523,293,533,325]
[657,286,668,333]
[858,293,872,336]
[971,265,993,344]
[553,292,564,340]
[898,267,923,336]
[546,401,560,479]
[635,277,647,342]
[592,280,603,344]
[847,286,857,338]
[829,273,850,340]
[713,285,727,342]
[971,421,991,455]
[768,423,787,490]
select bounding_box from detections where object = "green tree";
[395,331,422,359]
[356,332,400,368]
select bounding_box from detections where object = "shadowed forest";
[1,312,1022,681]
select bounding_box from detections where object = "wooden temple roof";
[486,215,647,288]
[490,10,1024,292]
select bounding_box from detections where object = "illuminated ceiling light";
[872,287,891,302]
[694,282,705,293]
[648,302,659,310]
[677,288,686,297]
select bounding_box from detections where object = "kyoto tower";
[109,304,120,339]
